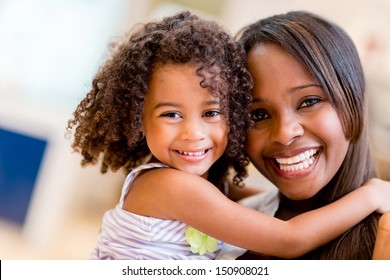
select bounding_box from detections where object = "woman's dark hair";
[67,11,253,190]
[238,11,378,259]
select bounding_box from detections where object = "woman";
[236,11,383,259]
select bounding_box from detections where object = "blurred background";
[1,0,389,259]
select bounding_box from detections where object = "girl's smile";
[175,148,212,160]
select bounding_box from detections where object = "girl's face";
[246,43,350,200]
[142,63,228,178]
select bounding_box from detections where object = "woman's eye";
[203,110,221,118]
[160,112,181,119]
[250,108,269,121]
[299,97,321,109]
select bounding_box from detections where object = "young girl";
[233,11,390,259]
[67,11,390,260]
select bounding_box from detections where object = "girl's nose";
[180,118,206,141]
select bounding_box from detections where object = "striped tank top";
[90,162,222,259]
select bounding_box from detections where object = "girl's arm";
[126,169,390,259]
[227,182,265,201]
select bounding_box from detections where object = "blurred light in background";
[0,0,131,111]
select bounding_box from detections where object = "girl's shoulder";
[122,164,218,220]
[119,162,168,205]
[132,166,215,198]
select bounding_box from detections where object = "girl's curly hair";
[67,11,253,190]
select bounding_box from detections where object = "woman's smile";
[268,147,321,178]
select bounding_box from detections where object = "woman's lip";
[268,148,321,179]
[269,146,321,158]
[275,148,319,165]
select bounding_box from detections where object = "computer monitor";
[0,127,47,224]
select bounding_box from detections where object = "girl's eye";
[160,112,181,119]
[203,110,221,118]
[250,108,269,121]
[299,97,321,109]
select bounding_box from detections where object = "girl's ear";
[138,127,145,141]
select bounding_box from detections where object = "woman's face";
[246,43,350,200]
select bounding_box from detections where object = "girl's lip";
[174,148,211,155]
[173,148,212,162]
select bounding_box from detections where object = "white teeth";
[276,148,319,172]
[177,150,207,156]
[292,155,301,163]
[276,148,318,164]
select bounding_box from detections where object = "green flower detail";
[185,226,219,255]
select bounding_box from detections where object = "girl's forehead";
[148,63,210,95]
[152,61,226,89]
[152,61,196,76]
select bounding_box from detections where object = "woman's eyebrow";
[288,83,322,93]
[251,83,322,104]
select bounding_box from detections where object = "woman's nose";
[270,115,304,146]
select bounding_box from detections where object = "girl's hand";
[365,178,390,214]
[373,211,390,259]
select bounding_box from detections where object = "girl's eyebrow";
[204,100,220,106]
[252,83,322,103]
[154,99,219,109]
[154,102,180,109]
